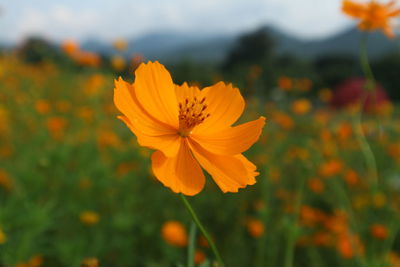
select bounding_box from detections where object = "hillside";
[80,26,400,63]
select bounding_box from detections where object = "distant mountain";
[0,40,18,51]
[130,33,207,57]
[156,35,234,63]
[258,25,304,54]
[81,38,111,54]
[80,26,400,63]
[81,32,234,63]
[283,27,399,59]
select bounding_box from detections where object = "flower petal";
[189,139,258,193]
[192,117,266,155]
[133,61,179,128]
[383,26,396,38]
[114,78,175,134]
[114,78,180,157]
[175,82,201,103]
[388,8,400,17]
[151,139,205,196]
[193,82,245,134]
[118,116,181,157]
[342,0,367,18]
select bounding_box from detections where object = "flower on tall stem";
[342,0,400,38]
[114,61,265,196]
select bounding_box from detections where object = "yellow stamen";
[178,96,210,137]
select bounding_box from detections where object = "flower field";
[0,48,400,267]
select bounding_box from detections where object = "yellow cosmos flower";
[342,0,400,38]
[80,211,100,225]
[111,56,126,71]
[291,99,311,115]
[113,39,128,52]
[81,258,99,267]
[0,228,6,244]
[114,61,265,195]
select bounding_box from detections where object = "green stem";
[359,33,376,91]
[284,174,306,267]
[329,179,367,266]
[284,225,297,267]
[256,171,270,267]
[353,96,379,186]
[187,222,197,267]
[383,218,400,257]
[356,33,379,186]
[180,194,224,267]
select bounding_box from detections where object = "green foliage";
[313,54,358,88]
[16,37,65,64]
[221,28,274,72]
[373,52,400,101]
[0,55,400,267]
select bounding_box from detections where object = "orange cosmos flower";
[161,221,188,247]
[318,88,333,103]
[194,249,206,265]
[271,111,294,130]
[35,99,50,114]
[344,169,359,186]
[277,76,293,91]
[342,0,400,38]
[308,178,325,194]
[0,169,13,191]
[370,224,388,239]
[312,232,333,247]
[47,116,67,140]
[319,159,344,177]
[80,211,100,225]
[74,51,101,67]
[61,40,79,56]
[337,233,364,259]
[27,255,43,267]
[81,258,99,267]
[0,228,6,244]
[291,98,311,115]
[296,78,312,92]
[113,39,128,51]
[336,122,353,141]
[246,218,265,238]
[114,61,265,195]
[111,55,126,71]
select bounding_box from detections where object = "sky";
[1,0,357,43]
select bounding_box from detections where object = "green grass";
[0,56,399,267]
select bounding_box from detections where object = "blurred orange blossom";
[80,211,100,226]
[161,221,188,247]
[114,61,265,195]
[113,39,128,51]
[342,0,400,38]
[194,250,206,265]
[61,40,79,56]
[370,223,388,239]
[246,218,265,238]
[277,76,292,91]
[0,228,6,244]
[291,98,311,115]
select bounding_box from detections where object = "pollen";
[178,96,210,137]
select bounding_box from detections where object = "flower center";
[178,96,210,137]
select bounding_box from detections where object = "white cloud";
[2,0,355,43]
[7,5,100,42]
[271,0,351,39]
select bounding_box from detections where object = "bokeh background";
[1,0,400,266]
